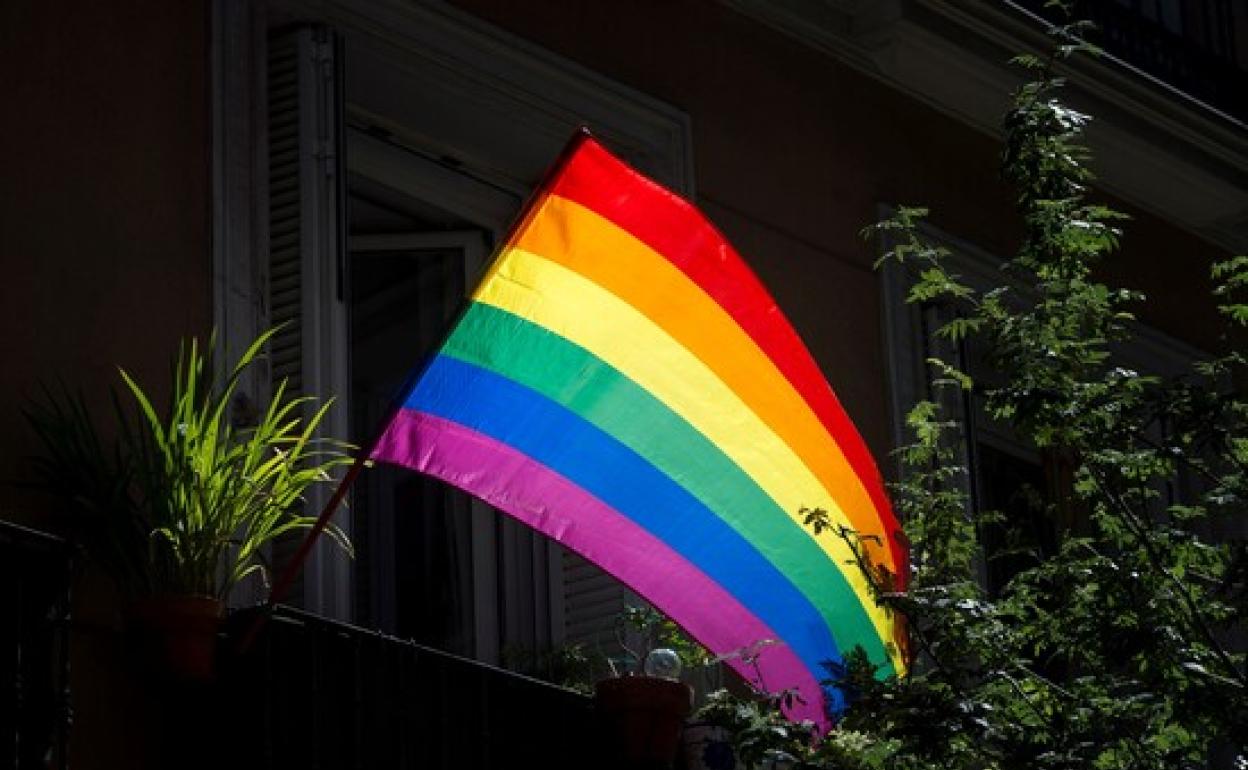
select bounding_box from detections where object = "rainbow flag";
[370,132,905,726]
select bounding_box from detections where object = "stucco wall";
[1,2,211,766]
[451,0,1230,467]
[0,0,212,520]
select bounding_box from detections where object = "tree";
[699,17,1247,770]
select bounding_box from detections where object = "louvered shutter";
[268,33,304,402]
[561,551,638,654]
[266,25,352,619]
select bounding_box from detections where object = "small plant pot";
[125,595,224,683]
[595,675,693,769]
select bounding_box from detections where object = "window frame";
[878,207,1211,584]
[211,0,694,650]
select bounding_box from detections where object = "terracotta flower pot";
[125,595,224,683]
[595,675,693,769]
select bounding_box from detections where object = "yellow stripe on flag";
[474,247,901,669]
[515,194,897,576]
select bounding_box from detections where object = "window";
[880,214,1207,591]
[348,230,492,655]
[214,0,693,666]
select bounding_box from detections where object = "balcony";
[217,606,597,770]
[0,521,71,770]
[2,519,598,769]
[1015,0,1248,122]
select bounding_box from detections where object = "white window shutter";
[266,24,352,620]
[562,551,638,653]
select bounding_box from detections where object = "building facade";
[3,1,1246,767]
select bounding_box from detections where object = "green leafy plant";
[501,641,607,695]
[692,687,895,770]
[700,13,1245,770]
[614,603,714,676]
[692,688,818,769]
[25,328,353,601]
[817,18,1247,770]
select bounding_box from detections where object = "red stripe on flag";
[548,139,906,587]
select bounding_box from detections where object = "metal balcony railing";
[218,606,598,770]
[2,518,596,769]
[0,520,71,770]
[1014,0,1248,122]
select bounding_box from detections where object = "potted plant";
[24,328,352,681]
[688,686,900,770]
[685,688,811,770]
[594,606,708,768]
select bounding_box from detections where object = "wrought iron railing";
[218,606,597,769]
[1014,0,1248,122]
[2,520,597,769]
[0,520,71,770]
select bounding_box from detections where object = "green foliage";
[24,328,353,600]
[615,603,715,674]
[672,21,1248,770]
[505,605,715,693]
[693,688,819,768]
[501,642,605,695]
[1212,255,1248,329]
[693,688,896,770]
[837,20,1248,770]
[627,24,1248,770]
[701,17,1248,770]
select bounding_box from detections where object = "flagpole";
[235,126,595,654]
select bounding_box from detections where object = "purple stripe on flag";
[373,408,830,729]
